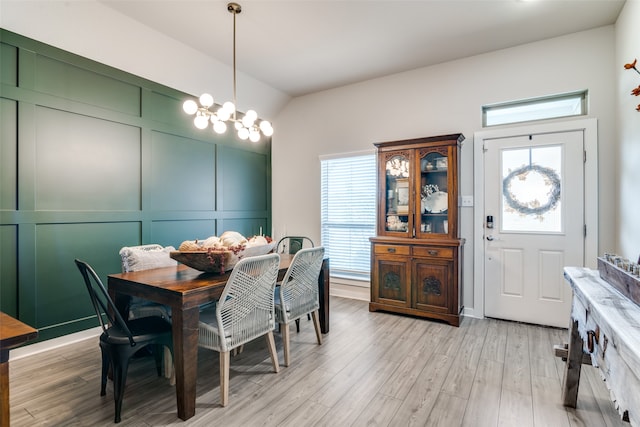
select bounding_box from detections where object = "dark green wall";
[0,30,272,341]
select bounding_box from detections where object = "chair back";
[214,253,280,352]
[276,236,314,255]
[75,259,136,346]
[278,247,325,322]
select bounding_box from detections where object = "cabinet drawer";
[374,244,410,256]
[413,246,453,259]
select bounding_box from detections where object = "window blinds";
[321,153,377,280]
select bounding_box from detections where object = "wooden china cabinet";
[369,134,465,326]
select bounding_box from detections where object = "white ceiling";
[99,0,625,97]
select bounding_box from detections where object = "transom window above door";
[483,91,587,127]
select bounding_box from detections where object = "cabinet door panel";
[373,257,409,307]
[413,260,451,312]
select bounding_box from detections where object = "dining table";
[1,312,38,427]
[107,253,329,421]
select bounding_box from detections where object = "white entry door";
[484,131,584,327]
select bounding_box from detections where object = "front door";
[484,131,584,327]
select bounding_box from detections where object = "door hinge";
[584,224,587,237]
[584,150,587,163]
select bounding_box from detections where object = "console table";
[0,312,38,427]
[562,267,640,426]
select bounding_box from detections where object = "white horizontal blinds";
[321,153,376,280]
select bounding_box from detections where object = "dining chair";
[274,246,325,367]
[276,236,314,255]
[275,236,315,331]
[119,244,177,380]
[119,244,176,321]
[198,253,281,407]
[75,259,173,423]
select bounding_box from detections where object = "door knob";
[486,235,494,241]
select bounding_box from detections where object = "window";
[320,152,377,280]
[483,91,587,127]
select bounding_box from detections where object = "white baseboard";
[462,306,483,319]
[10,326,101,361]
[330,280,369,301]
[11,278,371,360]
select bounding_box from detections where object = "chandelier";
[182,2,273,142]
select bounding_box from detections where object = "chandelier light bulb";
[194,115,209,129]
[199,93,214,108]
[259,120,273,136]
[217,108,231,122]
[249,129,260,142]
[238,127,250,140]
[245,109,258,121]
[242,115,255,128]
[183,100,198,115]
[213,120,227,134]
[234,121,243,130]
[222,101,236,115]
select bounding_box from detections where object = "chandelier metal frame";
[183,2,273,142]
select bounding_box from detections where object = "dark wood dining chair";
[75,259,173,423]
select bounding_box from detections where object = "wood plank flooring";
[8,297,627,426]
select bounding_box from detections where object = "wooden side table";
[0,312,38,427]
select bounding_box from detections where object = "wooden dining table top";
[0,312,38,356]
[108,253,295,309]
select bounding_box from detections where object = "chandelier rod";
[229,2,240,122]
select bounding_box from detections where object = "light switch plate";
[460,195,474,207]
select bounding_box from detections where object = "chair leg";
[232,345,244,356]
[311,310,323,345]
[154,344,163,377]
[111,348,131,423]
[163,347,173,379]
[265,331,280,373]
[219,351,230,407]
[282,322,291,367]
[99,343,109,396]
[295,318,300,333]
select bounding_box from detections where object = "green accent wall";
[0,30,272,341]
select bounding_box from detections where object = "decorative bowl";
[170,242,276,274]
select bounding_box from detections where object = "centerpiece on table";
[170,231,275,274]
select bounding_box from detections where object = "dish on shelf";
[422,191,448,213]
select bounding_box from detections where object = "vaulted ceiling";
[99,1,625,97]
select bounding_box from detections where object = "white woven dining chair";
[198,252,281,407]
[275,246,325,367]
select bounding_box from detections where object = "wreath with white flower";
[502,164,561,216]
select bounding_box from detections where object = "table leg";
[319,258,330,334]
[171,306,200,421]
[562,318,583,407]
[1,351,9,427]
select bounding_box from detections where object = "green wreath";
[502,164,561,216]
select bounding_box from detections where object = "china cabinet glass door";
[418,150,449,237]
[384,153,412,234]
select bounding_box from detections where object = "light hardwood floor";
[9,297,627,426]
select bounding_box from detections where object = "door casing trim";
[469,118,598,320]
